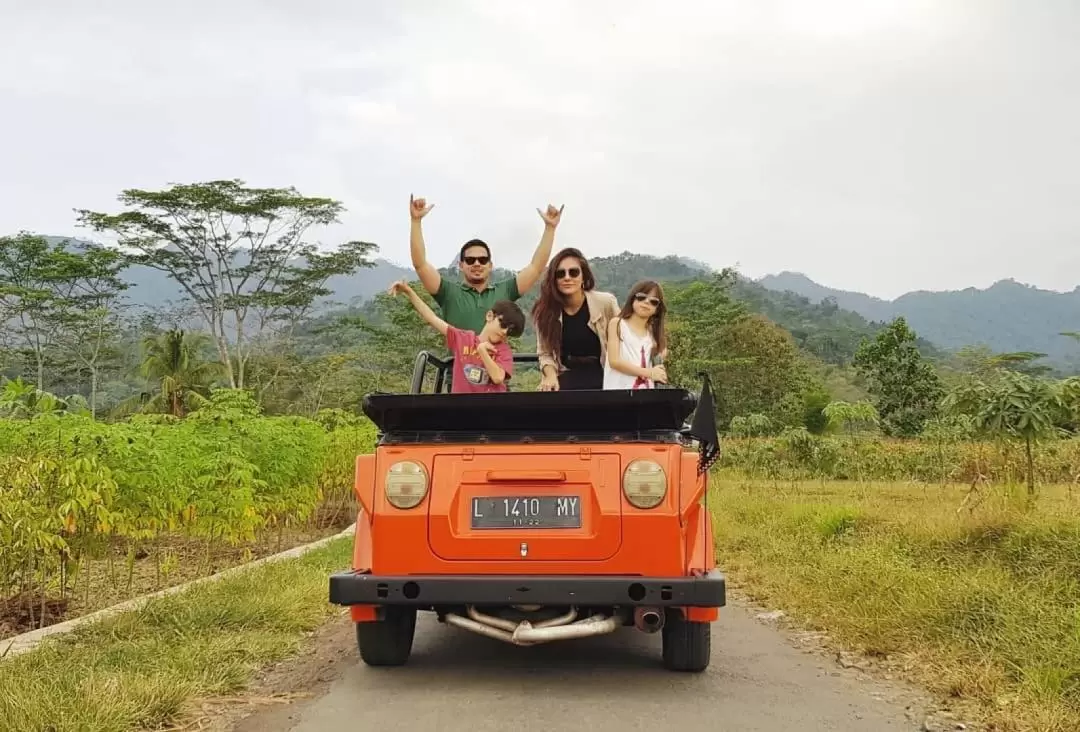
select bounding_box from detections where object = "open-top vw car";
[328,352,724,672]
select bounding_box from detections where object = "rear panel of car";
[427,451,623,562]
[356,443,703,577]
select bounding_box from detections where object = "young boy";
[387,280,526,393]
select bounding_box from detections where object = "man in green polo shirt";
[407,194,563,335]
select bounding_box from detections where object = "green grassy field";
[710,470,1080,732]
[5,466,1077,732]
[0,538,352,732]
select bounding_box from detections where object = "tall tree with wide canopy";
[76,180,377,389]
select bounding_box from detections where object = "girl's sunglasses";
[555,267,581,279]
[634,292,662,307]
[463,255,490,265]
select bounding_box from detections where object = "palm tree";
[115,330,224,418]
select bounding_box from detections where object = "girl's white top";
[603,318,657,390]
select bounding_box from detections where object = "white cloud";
[0,0,1077,299]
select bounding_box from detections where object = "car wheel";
[356,606,417,666]
[661,608,711,672]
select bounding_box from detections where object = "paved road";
[230,601,933,732]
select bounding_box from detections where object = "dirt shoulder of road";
[723,587,988,732]
[192,609,358,732]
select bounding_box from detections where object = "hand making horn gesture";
[409,194,434,220]
[538,203,564,228]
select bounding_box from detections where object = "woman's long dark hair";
[531,247,596,368]
[616,279,667,360]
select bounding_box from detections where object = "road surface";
[221,598,954,732]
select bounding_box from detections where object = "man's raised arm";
[515,204,564,296]
[409,194,442,296]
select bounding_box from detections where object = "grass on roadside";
[0,521,349,641]
[710,472,1080,732]
[0,537,353,732]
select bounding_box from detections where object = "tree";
[853,317,944,437]
[728,413,775,437]
[716,314,811,426]
[75,180,378,390]
[822,400,879,440]
[0,233,59,390]
[0,234,134,410]
[118,329,225,418]
[942,371,1064,497]
[666,272,810,428]
[801,386,832,434]
[349,282,448,391]
[45,242,131,417]
[665,271,747,376]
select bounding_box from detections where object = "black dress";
[558,301,603,390]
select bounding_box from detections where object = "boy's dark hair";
[460,238,491,260]
[490,299,525,338]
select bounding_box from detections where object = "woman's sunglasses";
[634,292,662,307]
[463,255,490,265]
[555,267,582,279]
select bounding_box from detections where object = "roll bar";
[410,350,541,394]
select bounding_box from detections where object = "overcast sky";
[1,0,1077,299]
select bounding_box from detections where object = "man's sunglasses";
[463,255,490,265]
[635,292,662,307]
[555,267,581,279]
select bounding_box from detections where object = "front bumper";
[328,570,726,608]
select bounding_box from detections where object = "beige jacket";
[536,289,621,375]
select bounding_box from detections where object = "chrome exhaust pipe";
[511,614,619,644]
[467,606,520,632]
[532,607,579,628]
[444,613,532,645]
[634,606,665,633]
[466,605,578,631]
[444,606,614,646]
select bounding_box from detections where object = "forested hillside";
[2,236,889,420]
[4,179,1077,437]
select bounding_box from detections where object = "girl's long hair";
[617,279,667,360]
[531,247,596,368]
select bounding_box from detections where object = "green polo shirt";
[434,277,521,335]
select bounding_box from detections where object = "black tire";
[355,607,417,666]
[661,608,711,672]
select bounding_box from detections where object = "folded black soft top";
[360,388,699,435]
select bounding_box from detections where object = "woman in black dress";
[532,248,620,391]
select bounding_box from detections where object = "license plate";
[471,496,582,529]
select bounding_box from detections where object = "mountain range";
[109,254,1080,371]
[757,271,1080,368]
[15,237,1080,371]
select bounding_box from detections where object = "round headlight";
[623,459,667,509]
[385,460,429,509]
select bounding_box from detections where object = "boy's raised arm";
[388,279,448,336]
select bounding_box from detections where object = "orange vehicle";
[329,351,725,672]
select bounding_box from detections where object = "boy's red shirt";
[445,326,514,393]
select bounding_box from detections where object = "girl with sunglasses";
[603,280,669,390]
[532,247,621,391]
